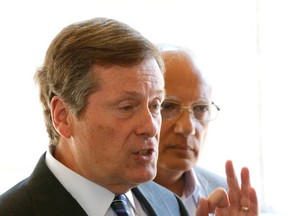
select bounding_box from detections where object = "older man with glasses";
[154,44,256,216]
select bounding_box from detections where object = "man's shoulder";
[0,152,87,215]
[139,180,174,193]
[194,166,228,190]
[134,181,189,216]
[0,153,49,214]
[136,180,178,202]
[0,178,33,215]
[194,166,225,179]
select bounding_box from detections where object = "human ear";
[50,96,72,138]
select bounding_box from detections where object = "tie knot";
[111,194,131,216]
[114,194,127,201]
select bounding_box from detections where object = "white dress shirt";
[45,151,147,216]
[181,169,203,216]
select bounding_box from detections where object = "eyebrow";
[122,89,165,98]
[163,97,211,104]
[156,89,166,100]
[163,96,180,102]
[108,89,166,105]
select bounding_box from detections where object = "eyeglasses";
[161,100,220,122]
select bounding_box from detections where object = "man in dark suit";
[0,17,188,216]
[0,152,188,215]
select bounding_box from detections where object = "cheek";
[79,121,116,154]
[94,124,120,149]
[198,124,209,140]
[159,124,173,153]
[92,123,134,161]
[83,124,127,172]
[160,119,171,132]
[159,121,172,139]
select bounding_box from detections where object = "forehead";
[91,58,165,97]
[162,50,211,100]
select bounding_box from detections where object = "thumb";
[207,187,229,211]
[196,198,210,216]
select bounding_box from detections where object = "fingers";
[197,161,259,216]
[225,160,241,206]
[249,187,259,215]
[240,167,251,209]
[196,198,210,216]
[196,189,229,216]
[207,187,229,211]
[226,160,259,215]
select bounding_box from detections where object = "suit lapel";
[132,187,157,216]
[27,153,88,215]
[132,181,187,216]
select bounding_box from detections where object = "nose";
[135,108,159,138]
[174,109,196,137]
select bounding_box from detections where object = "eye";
[113,101,139,119]
[119,104,132,111]
[161,101,179,112]
[193,104,210,113]
[118,103,136,112]
[150,99,162,114]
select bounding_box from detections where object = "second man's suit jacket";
[194,166,228,197]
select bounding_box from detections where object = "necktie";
[111,194,131,216]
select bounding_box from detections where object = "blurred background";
[0,0,287,215]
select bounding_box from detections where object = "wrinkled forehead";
[161,50,212,101]
[91,58,165,95]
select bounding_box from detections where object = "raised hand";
[196,160,259,216]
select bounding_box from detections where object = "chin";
[132,168,157,184]
[166,162,192,172]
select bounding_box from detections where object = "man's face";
[157,51,211,174]
[67,58,165,193]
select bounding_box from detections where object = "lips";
[171,143,193,151]
[133,148,156,161]
[138,149,150,156]
[138,149,155,156]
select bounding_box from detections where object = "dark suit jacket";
[0,153,188,216]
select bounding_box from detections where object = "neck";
[154,169,186,196]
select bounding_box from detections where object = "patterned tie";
[110,194,131,216]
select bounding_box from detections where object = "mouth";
[133,148,156,161]
[138,149,155,156]
[171,144,193,151]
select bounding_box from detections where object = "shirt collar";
[181,169,201,203]
[45,151,136,216]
